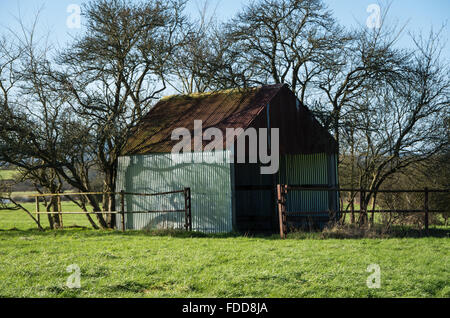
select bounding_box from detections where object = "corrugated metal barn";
[116,84,339,233]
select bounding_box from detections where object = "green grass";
[0,169,19,180]
[0,208,449,298]
[0,202,93,230]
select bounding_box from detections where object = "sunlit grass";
[0,207,449,298]
[0,202,94,230]
[0,169,19,180]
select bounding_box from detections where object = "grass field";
[0,202,93,230]
[0,170,19,180]
[0,207,449,298]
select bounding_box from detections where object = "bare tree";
[350,28,450,225]
[0,14,102,229]
[51,0,186,227]
[221,0,345,97]
[315,4,408,154]
[0,0,187,229]
[167,1,220,94]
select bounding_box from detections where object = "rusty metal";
[121,84,338,156]
[121,190,185,196]
[117,84,340,233]
[122,85,282,155]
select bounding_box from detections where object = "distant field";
[0,208,449,298]
[0,202,94,230]
[0,170,19,180]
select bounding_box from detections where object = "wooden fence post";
[35,196,40,226]
[277,185,282,238]
[424,187,429,233]
[359,189,366,225]
[350,189,355,224]
[184,188,188,231]
[277,184,287,239]
[108,191,112,228]
[184,187,192,231]
[282,185,287,237]
[120,190,125,232]
[57,193,63,229]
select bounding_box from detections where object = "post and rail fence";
[4,185,448,236]
[276,185,450,238]
[24,188,192,232]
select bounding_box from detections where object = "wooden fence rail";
[28,188,191,232]
[277,185,450,238]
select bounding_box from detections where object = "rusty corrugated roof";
[122,84,285,155]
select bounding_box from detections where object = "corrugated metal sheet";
[117,84,340,233]
[122,85,283,155]
[122,84,338,156]
[329,153,340,213]
[280,153,335,218]
[116,151,233,233]
[234,162,276,232]
[249,86,338,155]
[233,153,339,232]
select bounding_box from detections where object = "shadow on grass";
[0,227,247,239]
[386,226,450,238]
[0,225,448,240]
[319,224,450,239]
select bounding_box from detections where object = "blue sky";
[1,0,448,56]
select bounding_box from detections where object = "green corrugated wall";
[279,153,339,217]
[116,151,233,233]
[116,152,339,233]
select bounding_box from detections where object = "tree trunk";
[103,168,117,229]
[350,128,355,224]
[358,190,369,227]
[46,197,61,229]
[370,192,377,228]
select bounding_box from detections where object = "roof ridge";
[159,84,285,102]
